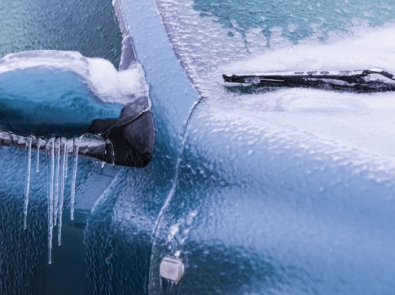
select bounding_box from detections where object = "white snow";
[221,25,395,78]
[151,12,395,166]
[214,25,395,163]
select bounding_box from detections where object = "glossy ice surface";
[0,0,122,67]
[0,50,149,138]
[129,0,395,294]
[2,0,395,294]
[193,0,395,44]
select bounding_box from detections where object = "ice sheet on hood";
[154,0,395,161]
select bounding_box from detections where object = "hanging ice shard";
[36,138,42,172]
[70,137,81,221]
[54,138,60,226]
[58,138,67,246]
[47,138,55,264]
[64,139,69,179]
[23,136,32,229]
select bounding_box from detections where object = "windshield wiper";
[223,69,395,93]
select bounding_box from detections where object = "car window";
[0,0,122,67]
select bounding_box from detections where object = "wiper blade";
[223,69,395,93]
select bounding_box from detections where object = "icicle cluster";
[20,135,82,264]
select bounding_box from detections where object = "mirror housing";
[0,50,154,167]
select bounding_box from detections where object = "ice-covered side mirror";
[0,50,154,167]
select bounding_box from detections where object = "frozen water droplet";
[23,137,32,230]
[70,137,81,221]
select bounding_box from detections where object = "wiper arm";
[223,69,395,93]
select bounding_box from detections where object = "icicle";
[23,137,32,230]
[47,138,55,264]
[53,138,60,226]
[105,139,115,166]
[64,139,69,179]
[58,138,67,246]
[70,137,81,221]
[36,138,41,172]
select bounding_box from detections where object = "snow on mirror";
[0,49,154,263]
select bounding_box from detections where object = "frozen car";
[1,0,395,294]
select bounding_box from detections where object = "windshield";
[156,0,395,97]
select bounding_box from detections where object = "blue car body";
[1,0,395,294]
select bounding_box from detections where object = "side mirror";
[0,50,154,167]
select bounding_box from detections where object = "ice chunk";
[0,50,148,138]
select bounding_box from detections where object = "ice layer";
[0,50,147,138]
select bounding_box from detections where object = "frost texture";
[0,0,122,67]
[146,1,395,294]
[156,0,395,96]
[193,0,395,45]
[155,0,395,160]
